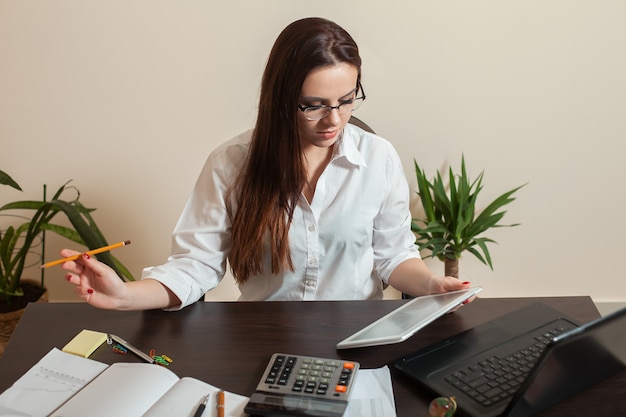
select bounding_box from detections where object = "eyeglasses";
[297,82,366,121]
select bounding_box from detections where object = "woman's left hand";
[430,276,476,308]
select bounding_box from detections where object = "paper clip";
[108,334,155,364]
[153,356,170,367]
[148,349,173,367]
[112,343,128,354]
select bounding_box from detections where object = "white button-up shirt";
[143,124,420,308]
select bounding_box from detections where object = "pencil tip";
[124,240,131,245]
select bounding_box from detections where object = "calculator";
[244,353,360,417]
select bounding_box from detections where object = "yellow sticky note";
[62,329,108,358]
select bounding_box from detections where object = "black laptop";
[394,303,626,417]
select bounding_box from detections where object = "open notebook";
[0,348,248,417]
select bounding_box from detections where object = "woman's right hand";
[61,249,181,311]
[61,249,130,310]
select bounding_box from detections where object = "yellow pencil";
[40,240,131,269]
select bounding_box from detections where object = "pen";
[193,393,210,417]
[217,390,225,417]
[108,333,155,364]
[40,240,131,268]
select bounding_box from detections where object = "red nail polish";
[87,289,94,294]
[462,281,470,285]
[66,274,72,281]
[83,253,90,260]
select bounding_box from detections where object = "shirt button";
[308,258,318,265]
[306,280,316,288]
[308,225,315,232]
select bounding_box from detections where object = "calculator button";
[256,353,359,409]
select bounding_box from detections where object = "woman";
[62,17,471,310]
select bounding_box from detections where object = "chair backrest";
[348,116,375,134]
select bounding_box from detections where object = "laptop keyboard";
[443,323,572,406]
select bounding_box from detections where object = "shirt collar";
[334,124,368,168]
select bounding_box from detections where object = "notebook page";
[143,377,249,417]
[49,362,180,417]
[0,348,108,417]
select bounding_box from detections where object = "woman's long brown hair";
[228,17,362,284]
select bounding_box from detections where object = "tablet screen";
[336,287,482,349]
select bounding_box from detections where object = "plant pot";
[0,279,48,357]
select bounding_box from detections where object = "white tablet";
[336,287,482,349]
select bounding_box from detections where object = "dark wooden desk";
[1,296,624,416]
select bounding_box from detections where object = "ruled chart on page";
[0,348,107,417]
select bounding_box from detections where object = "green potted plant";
[0,169,134,350]
[412,156,526,278]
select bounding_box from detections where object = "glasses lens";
[350,97,364,112]
[337,102,353,116]
[337,97,363,116]
[304,107,329,121]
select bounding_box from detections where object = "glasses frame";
[297,81,366,121]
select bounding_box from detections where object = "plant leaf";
[412,156,526,272]
[0,170,22,191]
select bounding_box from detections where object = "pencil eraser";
[62,329,108,358]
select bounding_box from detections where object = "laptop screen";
[506,306,626,417]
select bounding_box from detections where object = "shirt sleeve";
[141,134,248,310]
[371,142,421,284]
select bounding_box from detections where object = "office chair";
[348,115,375,133]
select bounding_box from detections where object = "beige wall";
[2,1,625,304]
